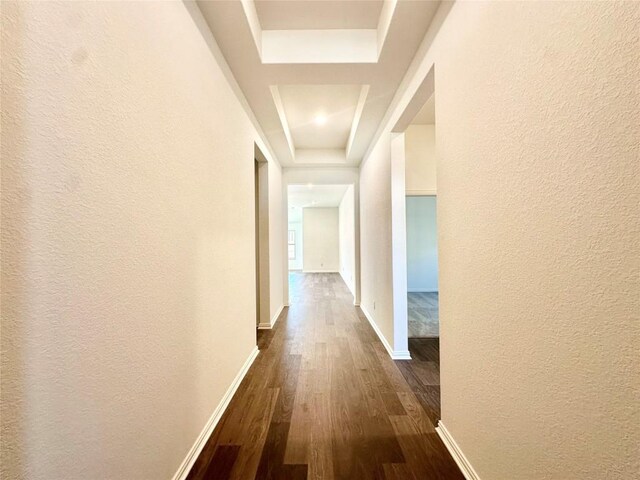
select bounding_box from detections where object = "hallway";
[187,273,463,479]
[3,2,638,478]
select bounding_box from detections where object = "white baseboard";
[407,288,439,293]
[359,306,411,360]
[391,350,411,360]
[436,421,481,480]
[257,304,285,330]
[173,346,260,480]
[302,269,339,273]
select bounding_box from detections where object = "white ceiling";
[197,0,441,167]
[411,92,435,125]
[280,84,361,149]
[255,0,384,30]
[288,184,350,222]
[288,184,349,208]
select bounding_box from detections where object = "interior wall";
[287,220,303,270]
[390,133,410,357]
[361,2,640,479]
[338,185,356,296]
[359,134,395,346]
[257,161,271,327]
[406,196,438,292]
[267,160,285,323]
[302,208,340,272]
[0,2,284,478]
[405,124,436,194]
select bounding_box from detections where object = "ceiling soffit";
[197,1,441,166]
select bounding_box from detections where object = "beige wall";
[256,161,271,326]
[359,133,395,345]
[303,208,339,272]
[338,185,356,296]
[1,1,284,478]
[360,1,639,478]
[405,124,436,194]
[268,159,285,322]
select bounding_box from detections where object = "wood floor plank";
[228,388,280,480]
[279,464,309,480]
[201,445,240,480]
[382,462,420,480]
[283,367,314,465]
[254,421,291,479]
[308,393,334,480]
[396,391,437,433]
[187,273,463,480]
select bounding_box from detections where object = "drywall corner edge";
[360,306,411,361]
[258,304,286,330]
[174,346,260,480]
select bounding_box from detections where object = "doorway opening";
[286,183,357,305]
[390,66,443,428]
[390,66,438,353]
[405,93,438,339]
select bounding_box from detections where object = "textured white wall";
[361,1,640,478]
[406,196,438,292]
[0,1,283,478]
[338,185,356,296]
[303,208,339,272]
[359,133,395,345]
[405,124,436,194]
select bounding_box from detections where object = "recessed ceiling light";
[314,114,327,126]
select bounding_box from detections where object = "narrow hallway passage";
[188,273,463,479]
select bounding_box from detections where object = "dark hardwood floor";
[187,273,463,480]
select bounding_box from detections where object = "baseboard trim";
[173,346,260,480]
[436,421,481,480]
[359,306,411,361]
[257,304,285,330]
[302,270,339,273]
[391,350,411,360]
[407,288,439,293]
